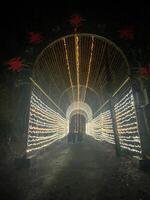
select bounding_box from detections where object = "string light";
[86,86,142,158]
[87,109,115,144]
[75,34,80,102]
[114,88,142,157]
[26,90,67,157]
[66,101,93,122]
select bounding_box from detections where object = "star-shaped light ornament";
[7,57,25,72]
[28,32,43,44]
[69,14,85,32]
[118,26,134,40]
[138,65,150,76]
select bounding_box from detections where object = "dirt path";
[1,136,150,200]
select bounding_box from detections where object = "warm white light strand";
[87,109,115,144]
[114,88,142,156]
[26,91,67,157]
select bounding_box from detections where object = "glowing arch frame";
[33,33,130,72]
[66,101,93,122]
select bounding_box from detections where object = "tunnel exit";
[68,114,86,143]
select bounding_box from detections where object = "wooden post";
[131,77,150,170]
[131,77,150,158]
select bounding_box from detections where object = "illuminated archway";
[66,101,93,122]
[32,33,130,114]
[26,33,142,159]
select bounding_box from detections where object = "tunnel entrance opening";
[25,33,143,160]
[68,113,86,144]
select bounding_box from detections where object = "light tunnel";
[26,33,142,159]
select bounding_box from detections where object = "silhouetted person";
[77,132,83,143]
[67,132,72,143]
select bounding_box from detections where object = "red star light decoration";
[118,27,134,40]
[138,65,150,76]
[70,14,84,32]
[7,57,25,72]
[28,32,43,44]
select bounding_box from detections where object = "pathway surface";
[1,136,150,200]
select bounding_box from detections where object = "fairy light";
[87,109,115,144]
[26,90,67,157]
[75,34,80,102]
[30,78,65,116]
[114,88,142,156]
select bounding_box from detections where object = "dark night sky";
[1,1,150,61]
[1,1,150,34]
